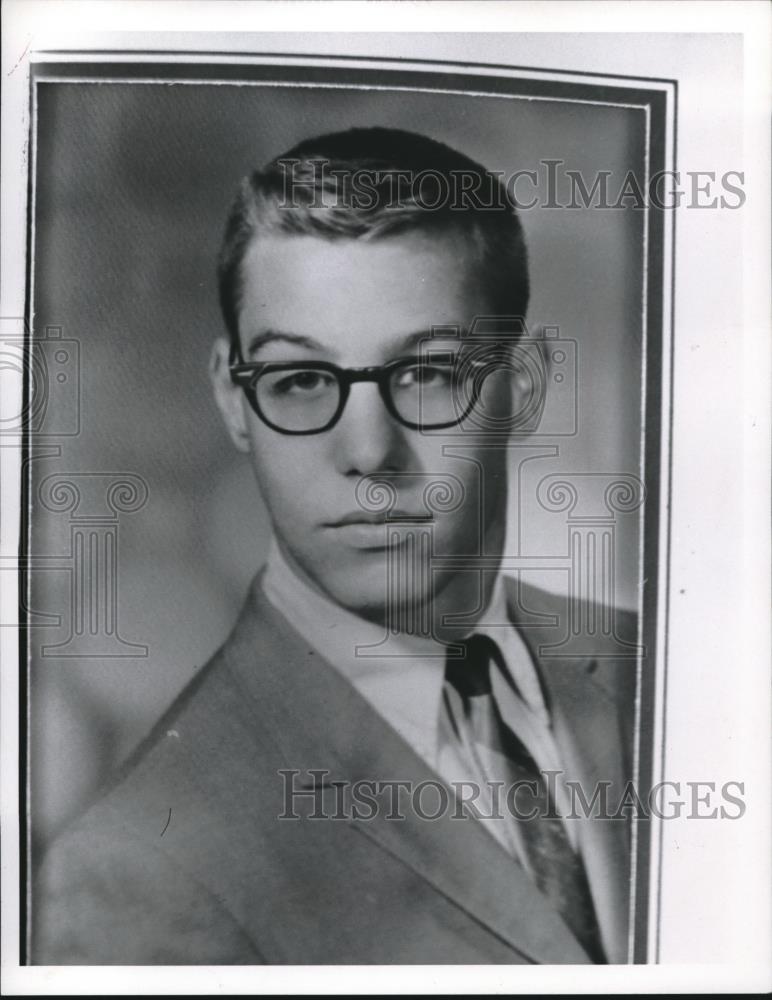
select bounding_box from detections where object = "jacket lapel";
[225,573,594,964]
[512,580,633,964]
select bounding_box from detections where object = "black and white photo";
[1,3,769,994]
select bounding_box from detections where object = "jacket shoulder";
[31,596,281,964]
[32,797,264,964]
[505,575,639,706]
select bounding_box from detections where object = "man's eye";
[394,364,454,389]
[271,370,335,395]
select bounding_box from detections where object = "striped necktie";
[443,632,607,964]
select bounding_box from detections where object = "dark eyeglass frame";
[228,345,483,435]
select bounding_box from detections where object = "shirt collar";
[474,573,550,719]
[261,538,549,755]
[261,537,446,670]
[261,539,451,760]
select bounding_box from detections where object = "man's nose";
[332,382,408,476]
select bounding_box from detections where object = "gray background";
[30,80,645,849]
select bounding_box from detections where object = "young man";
[32,128,636,965]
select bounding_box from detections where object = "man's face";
[212,229,513,624]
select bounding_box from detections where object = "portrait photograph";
[1,3,769,996]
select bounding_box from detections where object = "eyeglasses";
[229,346,500,435]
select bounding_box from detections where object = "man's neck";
[272,523,506,646]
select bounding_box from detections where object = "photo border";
[17,48,676,970]
[4,9,769,992]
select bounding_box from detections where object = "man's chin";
[309,560,435,628]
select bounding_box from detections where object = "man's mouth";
[327,509,434,527]
[323,510,435,550]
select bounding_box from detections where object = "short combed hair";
[217,127,529,347]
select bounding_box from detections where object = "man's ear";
[509,324,550,435]
[209,337,251,453]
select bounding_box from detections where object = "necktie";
[443,633,607,964]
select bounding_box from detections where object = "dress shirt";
[261,538,578,852]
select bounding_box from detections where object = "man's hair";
[217,127,529,348]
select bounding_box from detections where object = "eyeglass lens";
[254,359,470,432]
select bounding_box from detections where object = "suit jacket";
[31,571,638,965]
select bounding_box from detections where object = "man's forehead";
[239,227,482,278]
[242,325,468,361]
[237,229,489,356]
